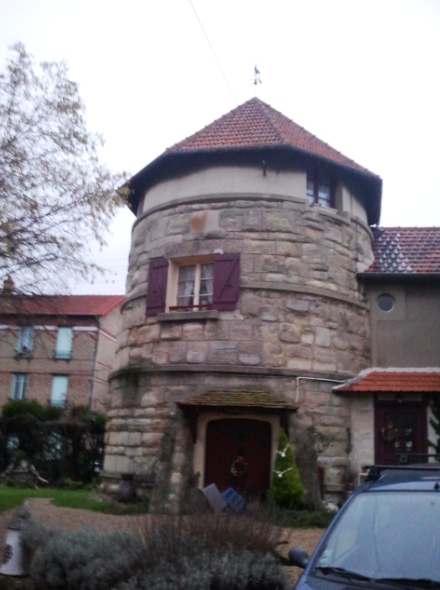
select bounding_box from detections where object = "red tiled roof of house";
[334,368,440,393]
[167,98,377,177]
[368,227,440,273]
[0,294,124,317]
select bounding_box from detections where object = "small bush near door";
[268,428,304,509]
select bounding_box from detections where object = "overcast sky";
[1,0,439,294]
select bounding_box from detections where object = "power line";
[188,0,238,106]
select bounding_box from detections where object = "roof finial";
[253,64,262,96]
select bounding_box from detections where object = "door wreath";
[230,455,248,478]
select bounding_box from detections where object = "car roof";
[362,464,440,492]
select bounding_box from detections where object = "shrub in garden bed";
[21,513,290,590]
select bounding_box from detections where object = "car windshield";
[312,491,440,583]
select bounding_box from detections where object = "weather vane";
[253,64,262,95]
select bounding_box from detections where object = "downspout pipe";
[295,376,346,403]
[88,315,100,409]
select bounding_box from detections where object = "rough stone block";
[138,323,160,344]
[152,347,170,365]
[141,432,163,447]
[287,357,312,371]
[183,323,204,340]
[185,350,204,364]
[239,353,261,365]
[315,327,330,347]
[285,299,310,313]
[161,324,183,341]
[229,321,253,340]
[279,324,301,343]
[276,241,300,257]
[167,341,186,363]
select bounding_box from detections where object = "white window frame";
[10,373,28,400]
[55,327,73,359]
[50,375,68,407]
[166,255,214,312]
[16,326,34,354]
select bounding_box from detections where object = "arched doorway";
[204,418,271,499]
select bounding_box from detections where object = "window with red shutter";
[146,257,168,316]
[147,253,240,316]
[213,253,240,311]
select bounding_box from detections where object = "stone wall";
[104,194,374,509]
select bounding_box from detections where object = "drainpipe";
[295,376,346,403]
[88,316,100,410]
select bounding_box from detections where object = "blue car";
[289,464,440,589]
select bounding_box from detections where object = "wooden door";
[375,402,427,464]
[204,419,271,499]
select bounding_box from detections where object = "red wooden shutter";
[213,253,240,311]
[146,257,168,316]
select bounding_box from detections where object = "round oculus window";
[377,294,395,312]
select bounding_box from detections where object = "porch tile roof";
[179,389,297,410]
[167,98,376,177]
[334,368,440,393]
[368,227,440,274]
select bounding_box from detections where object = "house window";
[146,253,240,316]
[307,172,333,208]
[10,373,28,400]
[50,375,68,407]
[16,327,33,355]
[174,262,214,310]
[55,327,73,359]
[377,294,395,312]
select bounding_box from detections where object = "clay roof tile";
[167,97,377,176]
[335,368,440,393]
[0,294,124,317]
[368,227,440,274]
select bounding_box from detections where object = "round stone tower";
[102,98,382,511]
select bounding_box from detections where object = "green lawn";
[0,486,116,513]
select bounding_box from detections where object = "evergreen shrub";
[268,428,303,509]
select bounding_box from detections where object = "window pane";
[51,376,68,407]
[199,263,213,305]
[317,183,331,207]
[177,265,195,307]
[11,374,27,400]
[307,179,315,204]
[17,327,33,352]
[55,327,73,359]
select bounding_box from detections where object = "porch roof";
[334,368,440,393]
[178,389,297,410]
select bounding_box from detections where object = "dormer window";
[307,172,333,208]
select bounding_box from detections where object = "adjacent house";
[101,97,440,511]
[0,292,124,412]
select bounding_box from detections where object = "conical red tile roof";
[167,97,376,176]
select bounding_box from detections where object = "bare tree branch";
[0,43,129,293]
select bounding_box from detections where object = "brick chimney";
[3,276,15,292]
